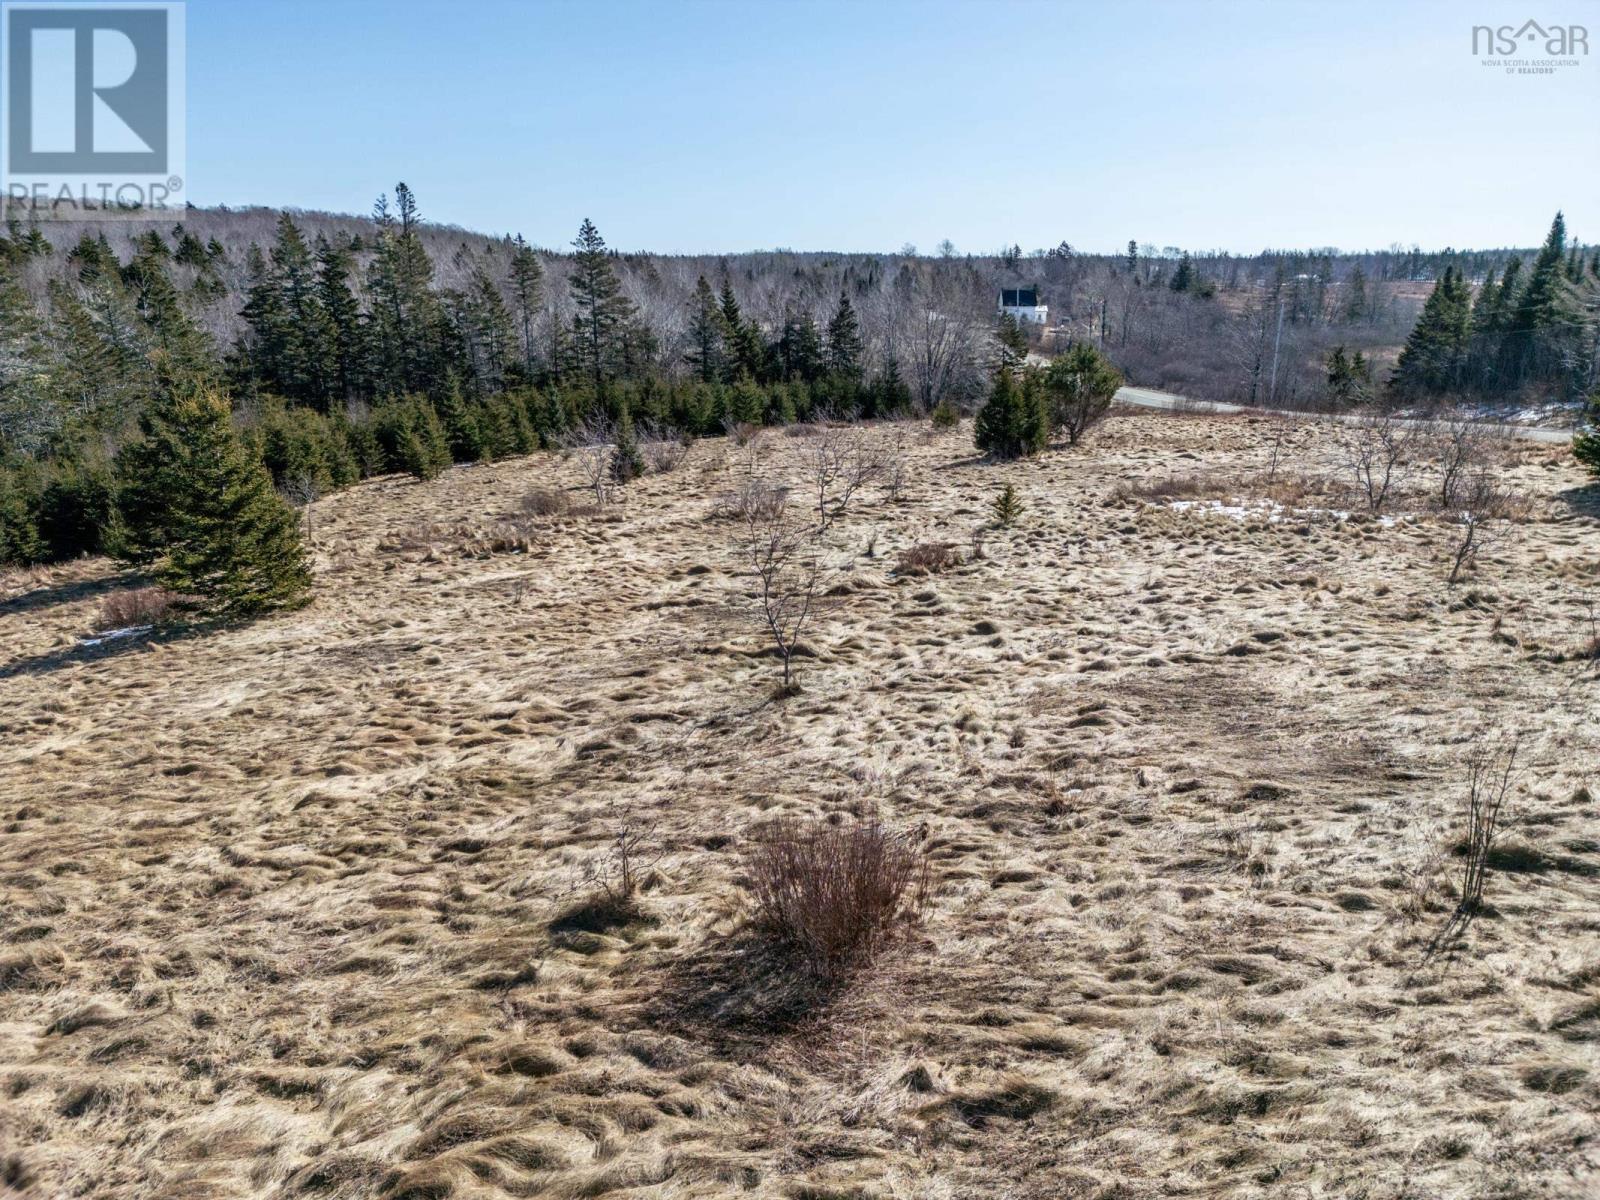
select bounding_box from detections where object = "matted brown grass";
[2,411,1597,1199]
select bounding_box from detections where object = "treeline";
[1389,213,1600,403]
[0,195,912,568]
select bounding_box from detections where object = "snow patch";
[79,625,152,647]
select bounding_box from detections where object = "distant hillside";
[8,188,1550,417]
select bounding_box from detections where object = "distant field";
[2,410,1597,1199]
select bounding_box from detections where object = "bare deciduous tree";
[739,503,830,690]
[807,427,892,531]
[563,415,616,504]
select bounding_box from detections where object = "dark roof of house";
[1000,288,1039,307]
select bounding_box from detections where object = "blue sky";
[186,0,1599,253]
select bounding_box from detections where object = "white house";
[999,287,1048,324]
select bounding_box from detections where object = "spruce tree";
[569,218,635,388]
[1342,265,1370,324]
[270,214,334,403]
[718,279,764,381]
[996,311,1028,370]
[115,372,310,616]
[685,275,724,383]
[1505,212,1581,390]
[1391,266,1471,396]
[1575,424,1600,478]
[508,235,543,379]
[368,184,447,397]
[314,235,366,402]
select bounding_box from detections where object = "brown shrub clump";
[520,488,571,517]
[712,480,789,522]
[743,814,929,983]
[895,541,960,575]
[96,587,177,629]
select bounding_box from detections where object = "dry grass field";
[2,409,1598,1200]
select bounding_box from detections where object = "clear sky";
[186,0,1600,254]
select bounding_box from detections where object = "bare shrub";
[884,460,907,502]
[562,416,616,504]
[808,427,891,530]
[968,526,987,561]
[631,421,690,475]
[1261,414,1300,487]
[1341,411,1415,513]
[1444,471,1525,584]
[97,587,177,629]
[460,518,541,557]
[1457,735,1521,915]
[895,541,960,575]
[556,817,660,934]
[1434,409,1497,509]
[521,487,571,518]
[725,419,762,447]
[1112,472,1227,503]
[713,479,789,522]
[739,507,830,689]
[281,474,323,547]
[641,435,690,475]
[743,813,930,983]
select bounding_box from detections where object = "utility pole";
[1268,294,1285,404]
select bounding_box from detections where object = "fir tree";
[825,292,863,381]
[1169,251,1195,293]
[974,366,1045,460]
[0,461,45,564]
[1576,382,1600,480]
[437,375,486,462]
[989,483,1024,528]
[125,241,215,382]
[867,358,913,419]
[610,399,644,482]
[115,371,310,616]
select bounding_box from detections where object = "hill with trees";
[2,187,1597,571]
